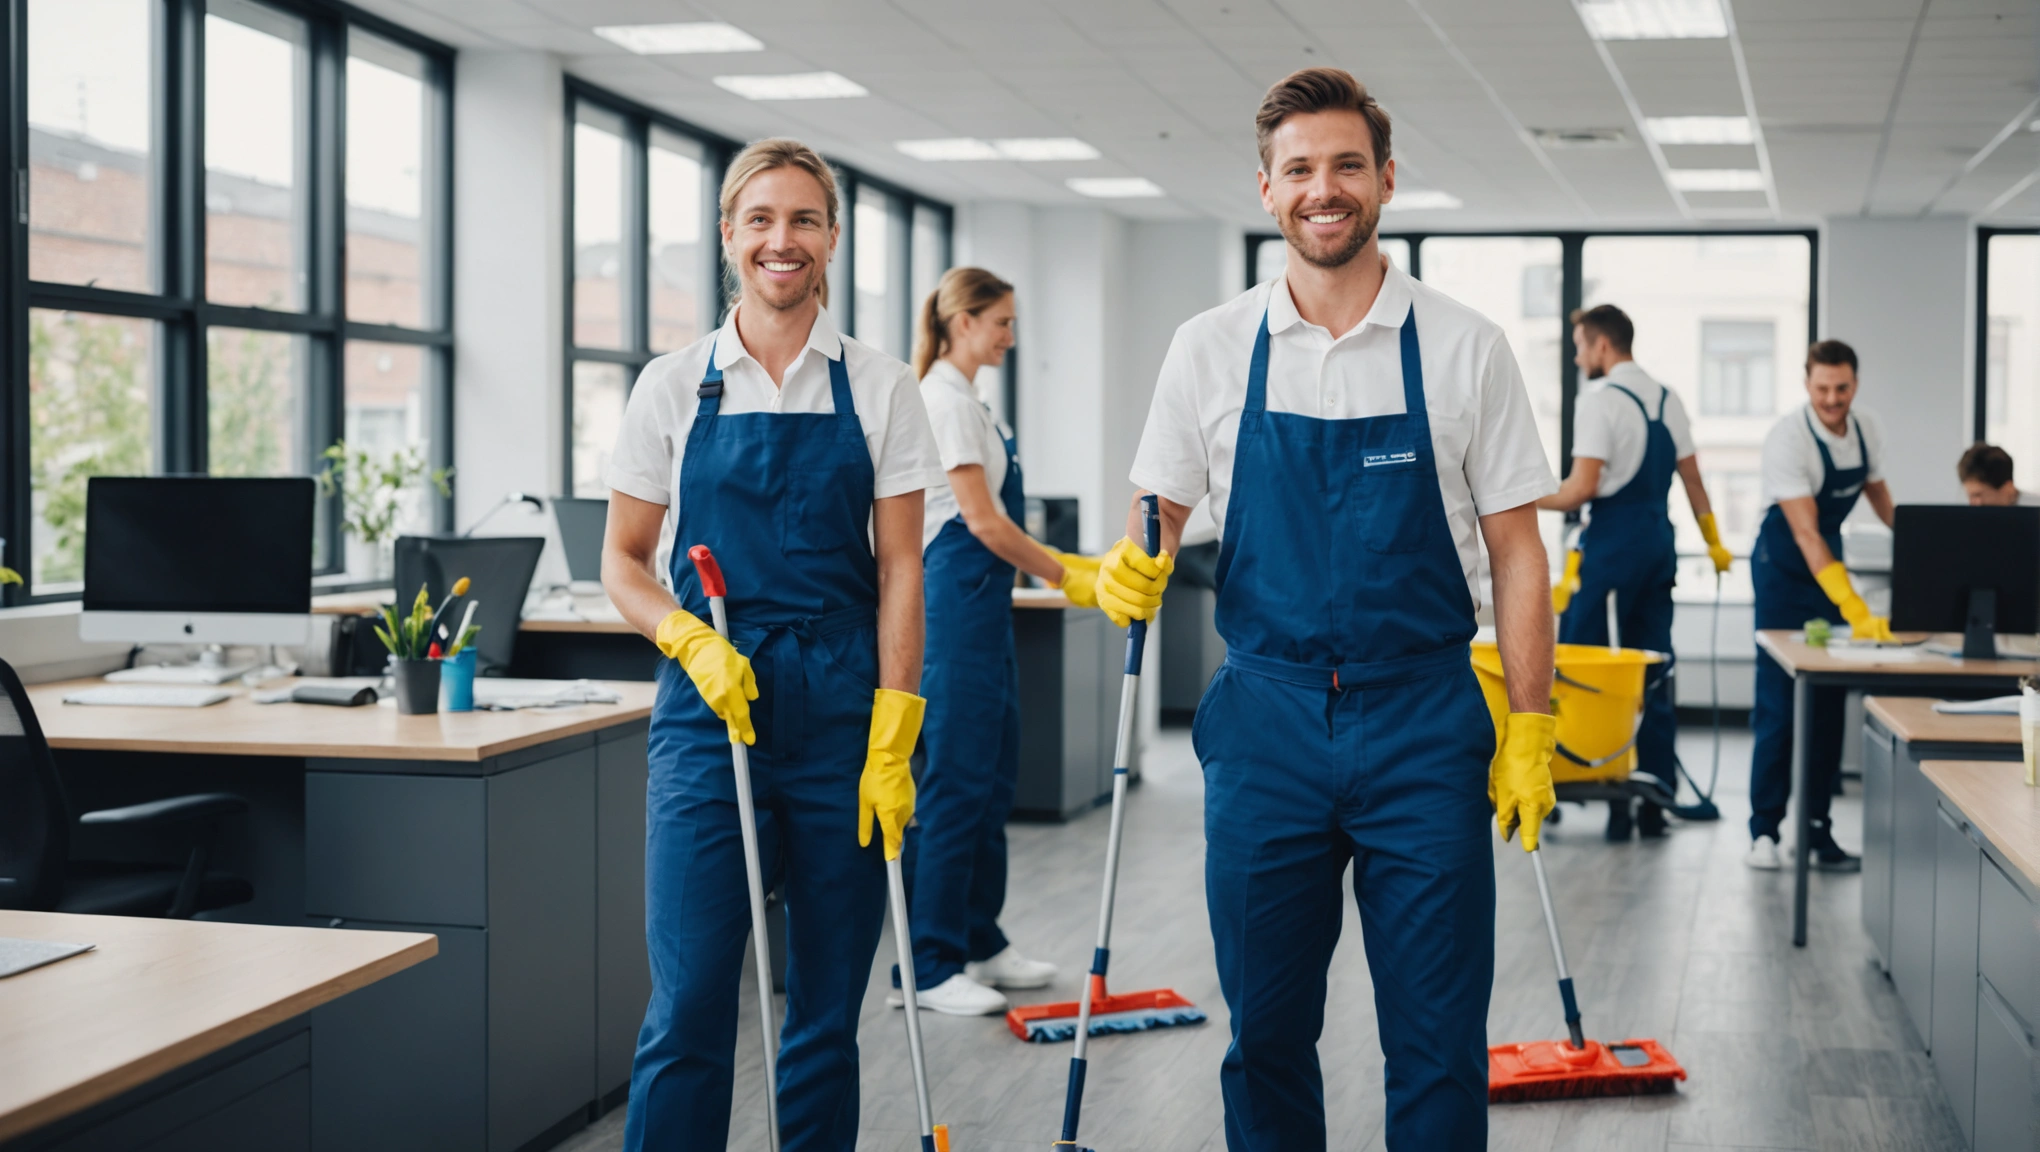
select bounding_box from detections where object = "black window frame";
[2,0,456,603]
[1976,226,2037,444]
[562,77,953,498]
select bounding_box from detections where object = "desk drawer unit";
[1979,856,2037,1035]
[1892,748,1942,1046]
[1932,804,1983,1147]
[1861,722,1896,970]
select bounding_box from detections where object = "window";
[1980,231,2038,484]
[1699,320,1775,416]
[6,0,455,599]
[648,128,709,353]
[1422,237,1567,483]
[573,105,631,351]
[854,186,905,358]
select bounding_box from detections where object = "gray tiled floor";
[553,723,1960,1151]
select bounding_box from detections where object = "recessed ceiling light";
[1386,189,1463,211]
[1531,127,1630,149]
[993,138,1100,162]
[1667,168,1765,191]
[1578,0,1727,40]
[594,22,763,55]
[713,72,867,101]
[896,138,1003,161]
[1646,116,1753,145]
[1066,177,1164,199]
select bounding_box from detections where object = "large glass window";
[27,0,159,294]
[207,327,307,476]
[1982,232,2038,482]
[573,105,630,350]
[571,363,630,499]
[346,31,435,328]
[1422,237,1566,482]
[648,128,708,353]
[27,310,157,590]
[854,185,903,358]
[204,0,311,311]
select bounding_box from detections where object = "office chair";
[394,535,545,675]
[0,657,254,918]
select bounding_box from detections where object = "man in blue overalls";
[1101,68,1561,1151]
[1746,339,1895,871]
[1539,304,1733,839]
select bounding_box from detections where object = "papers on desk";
[0,937,93,978]
[1823,644,1929,663]
[471,679,622,711]
[1933,696,2023,715]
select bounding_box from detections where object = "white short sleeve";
[1465,335,1557,516]
[1129,324,1214,510]
[1661,389,1697,460]
[1569,389,1618,463]
[606,360,680,506]
[922,385,994,473]
[872,361,947,501]
[1761,416,1819,503]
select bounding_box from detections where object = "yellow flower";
[0,566,20,587]
[451,576,471,597]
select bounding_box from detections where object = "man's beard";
[1277,198,1380,270]
[747,258,823,312]
[1587,365,1606,380]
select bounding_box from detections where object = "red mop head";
[1006,977,1206,1043]
[1488,1038,1686,1103]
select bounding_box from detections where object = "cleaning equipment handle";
[1124,495,1161,676]
[687,544,781,1152]
[1529,847,1586,1052]
[885,855,942,1152]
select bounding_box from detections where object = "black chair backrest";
[0,658,70,911]
[393,535,545,675]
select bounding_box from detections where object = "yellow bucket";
[1470,643,1665,785]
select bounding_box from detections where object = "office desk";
[0,911,433,1149]
[313,589,658,680]
[1754,631,2036,948]
[1861,697,2023,1045]
[31,682,656,1152]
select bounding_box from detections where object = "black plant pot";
[393,659,441,715]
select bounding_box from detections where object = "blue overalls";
[1557,383,1679,798]
[625,344,888,1152]
[1193,306,1497,1152]
[904,410,1027,987]
[1748,411,1869,842]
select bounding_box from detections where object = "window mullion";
[628,114,649,358]
[1557,234,1583,477]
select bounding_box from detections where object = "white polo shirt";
[1129,266,1557,608]
[1760,403,1885,505]
[1571,360,1697,496]
[605,305,946,580]
[919,358,1015,550]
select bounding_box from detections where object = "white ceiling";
[350,0,2040,229]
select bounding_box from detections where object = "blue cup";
[440,649,477,712]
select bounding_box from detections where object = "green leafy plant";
[28,311,152,585]
[0,566,21,587]
[376,585,439,660]
[317,440,453,549]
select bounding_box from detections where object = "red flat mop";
[1013,496,1204,1150]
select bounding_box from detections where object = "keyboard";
[63,686,232,708]
[105,664,251,685]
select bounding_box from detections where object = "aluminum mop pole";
[689,545,780,1151]
[886,854,948,1152]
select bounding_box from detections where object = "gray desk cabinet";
[7,1026,311,1152]
[1894,744,1945,1044]
[1014,606,1114,820]
[1976,981,2036,1152]
[1862,723,1896,970]
[1932,803,1982,1147]
[594,724,652,1105]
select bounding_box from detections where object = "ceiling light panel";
[896,138,1003,161]
[1066,177,1164,199]
[594,22,763,55]
[993,138,1099,161]
[1646,116,1752,145]
[1386,190,1463,211]
[713,72,867,101]
[1667,168,1765,191]
[1578,0,1727,40]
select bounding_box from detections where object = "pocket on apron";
[1355,449,1432,554]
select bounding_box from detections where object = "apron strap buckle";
[1334,663,1366,692]
[697,380,724,399]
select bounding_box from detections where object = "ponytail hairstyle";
[912,266,1015,379]
[717,138,840,310]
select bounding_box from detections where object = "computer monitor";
[394,535,544,675]
[80,476,314,646]
[552,497,608,583]
[1890,505,2040,659]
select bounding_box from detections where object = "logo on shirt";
[1829,481,1864,500]
[1362,448,1418,468]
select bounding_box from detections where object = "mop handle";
[1529,848,1586,1051]
[885,856,938,1150]
[688,545,782,1152]
[1061,495,1161,1143]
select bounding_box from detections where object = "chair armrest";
[78,792,248,829]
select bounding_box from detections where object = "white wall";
[1822,216,1974,508]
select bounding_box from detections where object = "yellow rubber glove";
[1053,552,1102,610]
[1490,712,1558,852]
[1096,536,1174,628]
[1696,512,1733,575]
[656,610,758,744]
[1551,549,1583,616]
[1813,561,1894,642]
[859,688,925,860]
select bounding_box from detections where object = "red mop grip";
[687,545,726,598]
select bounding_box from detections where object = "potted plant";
[318,441,453,580]
[377,582,466,715]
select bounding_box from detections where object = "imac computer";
[1889,504,2040,659]
[551,497,608,586]
[80,477,315,680]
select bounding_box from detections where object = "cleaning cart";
[1471,641,1677,812]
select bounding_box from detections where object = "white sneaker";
[1744,835,1782,871]
[965,946,1059,990]
[890,973,1009,1017]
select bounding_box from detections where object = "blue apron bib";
[906,402,1027,987]
[1558,382,1680,788]
[1746,410,1870,839]
[1195,304,1496,1152]
[626,341,888,1152]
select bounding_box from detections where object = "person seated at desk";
[1956,442,2040,507]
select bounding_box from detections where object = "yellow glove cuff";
[1697,512,1723,549]
[654,608,712,661]
[869,688,927,757]
[1813,561,1856,608]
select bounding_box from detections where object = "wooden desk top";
[1922,760,2040,890]
[28,679,656,762]
[1756,630,2040,679]
[0,912,434,1142]
[1865,696,2023,746]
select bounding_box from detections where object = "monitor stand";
[105,645,255,685]
[1961,587,1998,661]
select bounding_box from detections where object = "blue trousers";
[626,640,886,1152]
[1749,564,1846,840]
[1193,660,1497,1152]
[1558,567,1677,791]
